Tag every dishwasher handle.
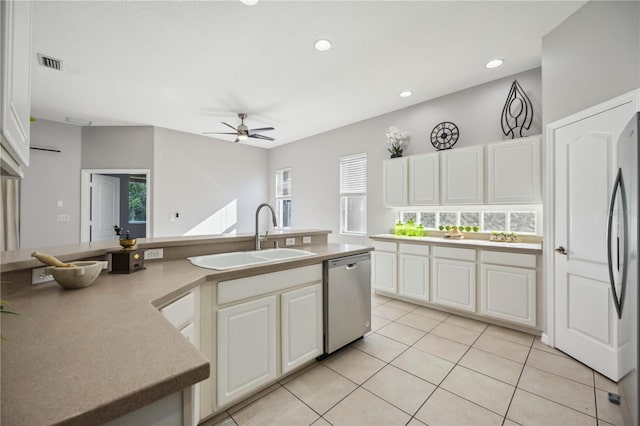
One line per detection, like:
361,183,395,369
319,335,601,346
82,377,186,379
327,253,371,268
345,263,359,270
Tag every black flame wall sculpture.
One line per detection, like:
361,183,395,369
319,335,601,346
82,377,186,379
501,79,533,139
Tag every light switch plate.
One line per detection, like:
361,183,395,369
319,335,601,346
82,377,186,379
285,238,296,246
32,267,54,285
302,236,311,244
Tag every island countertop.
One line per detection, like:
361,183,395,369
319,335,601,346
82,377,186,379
1,242,371,426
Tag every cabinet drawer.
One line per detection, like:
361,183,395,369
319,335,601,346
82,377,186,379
399,243,429,256
373,241,397,252
161,292,196,329
481,251,536,268
432,246,476,261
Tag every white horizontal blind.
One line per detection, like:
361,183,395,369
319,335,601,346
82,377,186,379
276,168,291,197
340,153,367,194
275,168,292,228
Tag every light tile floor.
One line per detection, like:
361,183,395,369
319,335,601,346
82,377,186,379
205,293,624,426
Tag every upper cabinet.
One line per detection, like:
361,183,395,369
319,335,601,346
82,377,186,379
409,153,440,205
441,146,484,205
383,157,408,206
487,136,541,204
1,0,32,178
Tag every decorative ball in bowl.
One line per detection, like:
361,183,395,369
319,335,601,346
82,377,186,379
119,238,137,249
44,261,109,289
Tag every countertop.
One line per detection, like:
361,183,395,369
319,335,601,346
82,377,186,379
370,234,542,252
1,243,371,426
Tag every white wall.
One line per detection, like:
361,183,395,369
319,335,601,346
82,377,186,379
268,68,542,244
21,119,82,248
81,126,155,169
542,0,640,125
153,127,269,237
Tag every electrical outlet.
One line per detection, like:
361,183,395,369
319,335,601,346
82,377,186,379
285,238,296,246
144,248,164,260
32,267,54,285
302,236,311,244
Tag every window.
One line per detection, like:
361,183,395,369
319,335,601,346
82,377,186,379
340,153,367,234
275,168,292,228
128,178,146,223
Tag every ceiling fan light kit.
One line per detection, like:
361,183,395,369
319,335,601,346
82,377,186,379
203,112,275,143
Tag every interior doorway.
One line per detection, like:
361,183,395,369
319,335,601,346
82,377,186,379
80,169,151,242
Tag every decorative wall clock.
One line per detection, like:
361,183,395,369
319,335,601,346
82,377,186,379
431,121,459,150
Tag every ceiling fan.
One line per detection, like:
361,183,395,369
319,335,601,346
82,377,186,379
203,113,275,143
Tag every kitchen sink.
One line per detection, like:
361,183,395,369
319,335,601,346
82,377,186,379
188,248,316,270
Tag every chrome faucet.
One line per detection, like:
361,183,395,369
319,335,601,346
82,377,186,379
255,203,278,250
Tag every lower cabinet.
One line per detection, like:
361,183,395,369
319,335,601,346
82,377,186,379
371,250,397,293
480,264,536,327
431,258,476,312
281,283,323,373
398,254,429,301
217,295,277,407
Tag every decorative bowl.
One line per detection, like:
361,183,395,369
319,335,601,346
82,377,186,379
119,238,137,249
45,261,109,289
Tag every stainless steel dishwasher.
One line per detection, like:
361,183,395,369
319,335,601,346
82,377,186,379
323,252,371,354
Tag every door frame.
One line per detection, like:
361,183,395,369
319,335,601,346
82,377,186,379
80,168,152,242
543,89,639,347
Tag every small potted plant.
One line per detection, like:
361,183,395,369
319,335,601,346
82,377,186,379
386,126,410,158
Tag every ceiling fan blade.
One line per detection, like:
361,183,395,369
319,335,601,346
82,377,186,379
248,127,275,133
202,132,239,135
222,122,238,132
249,134,275,141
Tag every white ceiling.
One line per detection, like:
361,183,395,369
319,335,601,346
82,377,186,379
30,1,584,149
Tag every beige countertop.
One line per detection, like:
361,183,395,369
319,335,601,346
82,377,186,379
1,243,371,426
370,233,542,252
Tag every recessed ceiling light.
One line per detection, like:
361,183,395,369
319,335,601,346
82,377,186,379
314,39,332,52
486,59,504,69
400,91,413,98
65,116,92,126
240,0,259,5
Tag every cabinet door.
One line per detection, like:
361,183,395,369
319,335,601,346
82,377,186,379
398,254,429,301
371,251,397,293
409,153,440,205
383,157,408,206
441,146,484,204
432,258,476,311
487,136,541,204
1,0,31,173
481,264,536,327
281,283,323,374
217,295,276,407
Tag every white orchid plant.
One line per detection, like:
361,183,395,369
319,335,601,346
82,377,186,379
385,126,410,157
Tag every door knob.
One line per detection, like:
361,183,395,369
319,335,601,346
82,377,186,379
555,246,567,255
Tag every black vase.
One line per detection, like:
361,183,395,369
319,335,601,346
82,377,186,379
390,153,402,158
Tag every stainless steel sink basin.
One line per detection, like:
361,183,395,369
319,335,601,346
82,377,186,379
188,248,316,270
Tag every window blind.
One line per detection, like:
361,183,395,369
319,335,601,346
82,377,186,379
340,153,367,194
276,168,291,197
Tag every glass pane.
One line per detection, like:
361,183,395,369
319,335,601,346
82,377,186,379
483,212,506,231
276,169,291,197
276,198,292,228
419,212,436,229
510,212,536,233
128,181,146,222
402,212,417,223
460,212,480,227
439,212,458,228
341,195,366,234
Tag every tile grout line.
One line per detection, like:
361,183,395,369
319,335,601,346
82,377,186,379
500,336,534,425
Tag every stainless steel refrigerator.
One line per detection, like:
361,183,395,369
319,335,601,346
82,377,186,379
609,112,639,426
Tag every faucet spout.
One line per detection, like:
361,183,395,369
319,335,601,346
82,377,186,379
255,203,278,250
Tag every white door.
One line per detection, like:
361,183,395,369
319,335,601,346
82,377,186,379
371,251,397,293
92,174,120,241
217,295,277,407
432,258,476,312
553,101,634,380
383,157,408,206
281,283,323,374
399,254,429,301
409,153,440,205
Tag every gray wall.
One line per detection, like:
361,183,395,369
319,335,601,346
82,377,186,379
542,0,640,125
153,127,270,237
21,119,82,249
268,68,542,244
81,126,155,169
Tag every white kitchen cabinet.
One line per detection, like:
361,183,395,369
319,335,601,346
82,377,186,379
217,295,277,407
441,146,484,204
1,0,32,177
480,250,536,327
432,257,476,312
487,136,541,204
383,157,408,206
409,153,440,205
398,243,430,301
372,241,397,293
281,283,323,373
106,392,183,426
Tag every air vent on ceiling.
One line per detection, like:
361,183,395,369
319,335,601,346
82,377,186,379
37,53,63,71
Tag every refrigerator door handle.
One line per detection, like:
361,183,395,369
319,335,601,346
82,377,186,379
607,168,628,319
